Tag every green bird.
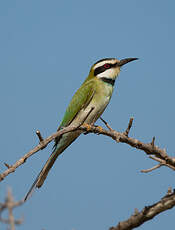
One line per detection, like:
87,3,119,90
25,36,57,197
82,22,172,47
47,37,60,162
24,57,138,201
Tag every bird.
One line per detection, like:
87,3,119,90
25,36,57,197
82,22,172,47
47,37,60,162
24,57,138,201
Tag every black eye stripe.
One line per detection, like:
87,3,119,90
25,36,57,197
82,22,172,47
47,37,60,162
94,66,104,76
94,63,116,76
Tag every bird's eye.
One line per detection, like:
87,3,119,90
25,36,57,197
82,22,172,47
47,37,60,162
103,64,111,69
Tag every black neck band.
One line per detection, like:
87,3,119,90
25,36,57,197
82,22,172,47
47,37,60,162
100,77,115,86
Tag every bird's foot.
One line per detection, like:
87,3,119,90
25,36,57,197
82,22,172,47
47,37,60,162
96,125,103,133
82,123,103,135
83,123,91,131
83,123,91,135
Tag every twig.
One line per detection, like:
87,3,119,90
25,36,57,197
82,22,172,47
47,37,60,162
100,117,113,131
123,117,134,136
140,163,163,173
36,130,44,142
149,156,175,171
36,130,47,150
109,188,175,230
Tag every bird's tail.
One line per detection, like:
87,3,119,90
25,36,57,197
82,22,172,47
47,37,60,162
24,146,64,201
37,143,69,189
24,131,81,201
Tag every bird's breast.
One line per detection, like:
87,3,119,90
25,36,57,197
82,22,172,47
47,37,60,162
78,83,113,125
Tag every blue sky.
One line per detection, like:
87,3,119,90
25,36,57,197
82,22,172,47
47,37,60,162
0,0,175,229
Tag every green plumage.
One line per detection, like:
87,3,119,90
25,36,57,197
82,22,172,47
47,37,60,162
25,76,98,200
59,78,95,128
24,57,137,201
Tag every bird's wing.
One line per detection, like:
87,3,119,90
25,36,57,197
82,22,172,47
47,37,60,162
24,79,96,202
59,79,96,128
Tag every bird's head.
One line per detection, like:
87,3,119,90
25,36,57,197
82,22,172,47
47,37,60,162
89,57,138,80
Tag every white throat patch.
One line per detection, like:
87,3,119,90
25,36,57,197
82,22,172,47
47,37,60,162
97,68,119,80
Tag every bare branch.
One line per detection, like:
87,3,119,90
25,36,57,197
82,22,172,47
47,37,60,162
109,188,175,230
0,188,24,230
0,125,81,182
1,117,175,182
0,107,95,182
0,117,175,229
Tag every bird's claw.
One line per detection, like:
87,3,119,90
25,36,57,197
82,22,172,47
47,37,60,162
96,126,103,133
83,123,91,135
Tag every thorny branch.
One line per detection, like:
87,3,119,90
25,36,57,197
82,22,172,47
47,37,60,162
0,117,175,182
0,117,175,229
109,188,175,230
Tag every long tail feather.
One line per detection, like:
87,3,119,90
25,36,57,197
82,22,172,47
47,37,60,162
24,147,63,201
24,131,81,201
24,169,42,201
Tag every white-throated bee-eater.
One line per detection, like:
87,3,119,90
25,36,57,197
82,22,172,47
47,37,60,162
24,57,138,201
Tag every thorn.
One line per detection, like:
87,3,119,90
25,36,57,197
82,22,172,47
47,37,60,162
151,136,155,148
134,208,139,215
115,136,120,143
167,187,172,195
4,163,11,169
36,130,44,142
163,148,167,155
123,117,134,136
36,130,47,150
100,117,113,131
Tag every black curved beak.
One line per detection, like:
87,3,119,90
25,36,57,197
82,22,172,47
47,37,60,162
118,58,138,67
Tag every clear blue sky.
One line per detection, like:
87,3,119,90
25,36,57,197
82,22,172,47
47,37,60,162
0,0,175,229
